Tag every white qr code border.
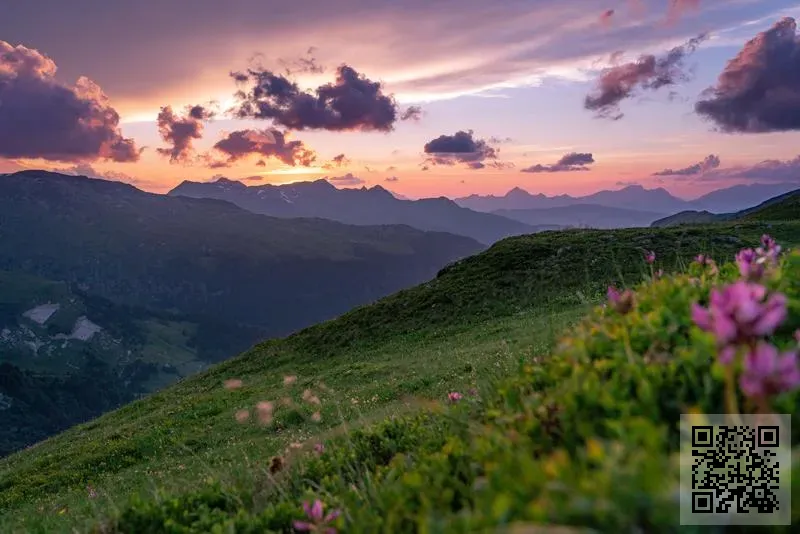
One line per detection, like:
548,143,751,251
680,413,792,526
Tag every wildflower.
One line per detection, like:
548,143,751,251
645,250,656,264
87,485,97,499
468,387,479,397
739,343,800,398
303,389,321,405
311,411,322,423
284,375,298,386
256,401,274,425
607,286,635,315
757,234,782,261
736,248,765,281
691,282,787,350
223,378,243,390
448,391,463,403
294,500,341,533
290,441,303,449
314,443,325,455
235,409,250,423
694,254,706,264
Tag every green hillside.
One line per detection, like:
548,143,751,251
2,221,800,532
740,192,800,221
0,270,266,456
651,188,800,228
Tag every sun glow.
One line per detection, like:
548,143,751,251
263,166,327,175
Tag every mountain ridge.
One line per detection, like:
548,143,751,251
168,178,544,244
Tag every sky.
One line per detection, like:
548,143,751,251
2,0,800,199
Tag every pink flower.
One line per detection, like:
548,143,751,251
293,500,341,533
692,282,787,349
223,379,243,390
736,248,765,281
448,392,463,403
645,250,656,264
314,443,325,455
695,254,706,264
739,343,800,398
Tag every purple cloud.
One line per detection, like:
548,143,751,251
585,34,707,119
696,18,800,133
653,154,720,176
208,128,316,167
232,64,416,132
156,104,216,162
423,130,510,170
0,40,140,162
521,152,595,173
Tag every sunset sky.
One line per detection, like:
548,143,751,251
2,0,800,199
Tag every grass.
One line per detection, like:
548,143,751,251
2,220,800,532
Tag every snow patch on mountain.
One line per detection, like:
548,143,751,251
22,303,60,325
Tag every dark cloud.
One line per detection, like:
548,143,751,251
714,156,800,183
232,64,413,132
653,154,720,176
400,106,423,122
0,40,140,162
322,153,351,169
156,104,216,162
584,34,707,119
386,165,397,171
695,18,800,133
326,173,364,186
256,159,267,167
521,152,595,173
423,130,509,170
243,175,264,181
385,176,399,182
208,128,316,167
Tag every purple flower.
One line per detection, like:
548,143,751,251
695,254,706,264
294,500,341,533
739,343,800,398
645,250,656,264
736,248,765,281
691,282,787,349
448,392,463,403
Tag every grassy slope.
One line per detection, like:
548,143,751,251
2,222,800,532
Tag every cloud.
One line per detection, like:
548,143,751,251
326,173,365,186
521,152,595,173
423,130,510,170
399,105,423,122
322,153,351,169
0,40,140,162
208,128,317,167
385,176,399,182
616,180,641,187
156,104,216,162
695,18,800,133
49,162,166,189
653,154,720,176
584,34,707,119
275,47,325,76
243,175,265,181
232,64,416,132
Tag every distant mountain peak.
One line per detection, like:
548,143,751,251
506,187,531,198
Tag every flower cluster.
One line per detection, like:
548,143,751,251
735,234,782,281
294,500,341,533
691,235,800,404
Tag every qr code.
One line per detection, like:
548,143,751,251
680,413,791,526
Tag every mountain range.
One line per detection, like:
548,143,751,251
168,178,551,244
456,182,800,215
0,170,481,455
